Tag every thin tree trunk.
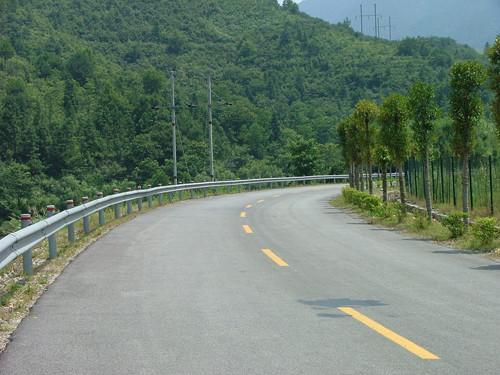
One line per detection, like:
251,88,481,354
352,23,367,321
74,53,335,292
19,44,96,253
368,159,373,194
354,164,360,190
360,164,365,191
423,148,433,222
462,155,470,225
349,162,354,188
382,165,388,202
398,162,406,204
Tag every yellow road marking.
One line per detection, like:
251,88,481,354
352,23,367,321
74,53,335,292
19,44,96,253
242,225,253,234
240,211,247,218
338,307,439,360
262,249,289,267
245,204,253,209
257,199,265,204
273,194,281,198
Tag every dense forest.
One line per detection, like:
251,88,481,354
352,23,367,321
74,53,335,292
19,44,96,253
0,0,494,232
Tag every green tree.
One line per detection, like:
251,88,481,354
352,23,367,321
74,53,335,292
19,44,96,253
288,138,319,176
374,145,391,202
338,115,364,189
450,61,487,224
408,82,439,222
379,94,411,204
282,0,299,13
142,68,165,95
353,100,379,194
66,50,95,85
488,36,500,138
0,162,35,219
0,37,14,69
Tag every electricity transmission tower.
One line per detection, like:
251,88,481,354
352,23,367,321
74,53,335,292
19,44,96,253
378,16,394,40
356,3,382,38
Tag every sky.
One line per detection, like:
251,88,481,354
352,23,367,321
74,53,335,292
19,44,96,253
297,0,499,50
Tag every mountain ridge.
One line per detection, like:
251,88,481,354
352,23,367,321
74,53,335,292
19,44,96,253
299,0,499,50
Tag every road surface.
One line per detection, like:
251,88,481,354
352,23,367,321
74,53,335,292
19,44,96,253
0,185,499,374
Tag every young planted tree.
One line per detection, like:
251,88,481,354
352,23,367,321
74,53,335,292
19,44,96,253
488,36,500,138
346,115,364,190
408,82,439,222
450,61,487,224
374,145,391,202
336,119,353,187
379,94,411,204
353,100,379,194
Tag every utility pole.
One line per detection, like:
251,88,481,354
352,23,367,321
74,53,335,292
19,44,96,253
170,71,178,185
208,75,215,181
374,3,377,38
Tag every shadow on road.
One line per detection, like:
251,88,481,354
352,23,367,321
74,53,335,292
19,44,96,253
298,298,386,318
432,249,478,255
471,264,500,271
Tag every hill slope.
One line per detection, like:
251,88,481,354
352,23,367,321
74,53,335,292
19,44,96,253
0,0,483,225
299,0,500,50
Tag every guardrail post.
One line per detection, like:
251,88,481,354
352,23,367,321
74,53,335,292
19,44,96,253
168,191,173,203
127,188,133,214
179,190,183,201
158,184,163,205
147,185,153,208
82,196,90,234
97,192,105,225
20,214,33,275
66,200,76,243
113,188,121,219
137,186,143,211
190,188,194,199
47,205,57,259
203,188,207,198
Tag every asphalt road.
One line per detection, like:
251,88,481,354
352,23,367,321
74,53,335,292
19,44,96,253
1,185,499,375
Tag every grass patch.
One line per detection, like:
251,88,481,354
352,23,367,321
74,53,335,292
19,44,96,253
332,187,499,252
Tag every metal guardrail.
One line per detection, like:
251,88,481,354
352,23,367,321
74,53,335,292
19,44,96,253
0,175,350,274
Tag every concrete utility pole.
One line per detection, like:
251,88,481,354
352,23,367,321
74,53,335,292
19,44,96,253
374,3,377,38
170,70,178,185
208,75,215,181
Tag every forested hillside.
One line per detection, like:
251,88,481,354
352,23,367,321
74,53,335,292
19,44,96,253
0,0,487,230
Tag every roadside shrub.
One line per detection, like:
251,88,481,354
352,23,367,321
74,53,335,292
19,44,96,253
391,202,406,223
342,188,381,212
360,195,382,211
443,212,467,238
414,211,430,230
471,218,499,246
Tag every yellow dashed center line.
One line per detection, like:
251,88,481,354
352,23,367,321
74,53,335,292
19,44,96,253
242,225,253,234
245,204,253,209
338,307,439,360
240,211,247,218
257,200,265,204
262,249,289,267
